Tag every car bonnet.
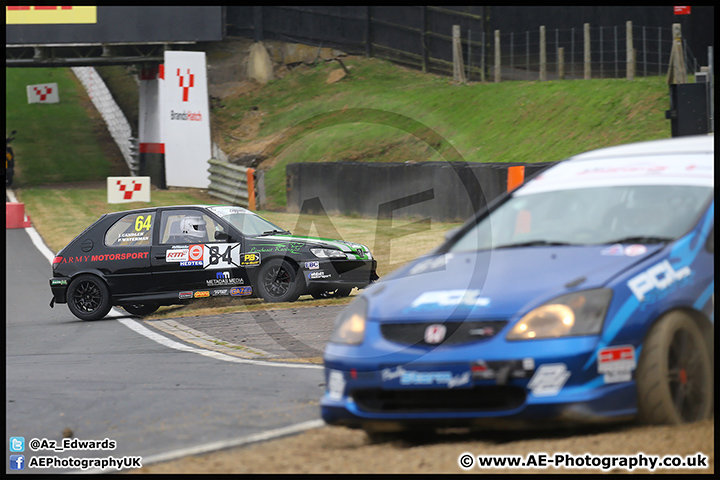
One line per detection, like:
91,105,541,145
255,234,372,259
364,244,663,321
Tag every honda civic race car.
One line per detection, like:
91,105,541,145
321,135,714,433
50,205,377,320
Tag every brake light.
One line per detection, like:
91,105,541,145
52,256,63,267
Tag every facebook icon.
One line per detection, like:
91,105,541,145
10,455,25,470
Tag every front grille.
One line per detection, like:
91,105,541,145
380,320,507,346
353,386,526,413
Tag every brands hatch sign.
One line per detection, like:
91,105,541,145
160,51,211,189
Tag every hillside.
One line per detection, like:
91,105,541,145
7,55,671,207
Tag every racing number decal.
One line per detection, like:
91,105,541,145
202,243,241,270
134,215,152,231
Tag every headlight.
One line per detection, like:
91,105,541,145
311,248,347,259
507,289,612,340
330,297,368,345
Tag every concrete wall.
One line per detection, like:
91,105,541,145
287,161,553,222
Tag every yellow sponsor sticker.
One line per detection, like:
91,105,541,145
193,291,210,298
6,6,97,25
240,253,261,267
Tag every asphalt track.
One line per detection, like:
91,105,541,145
5,216,341,474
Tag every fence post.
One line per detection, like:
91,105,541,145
584,23,591,79
558,47,565,80
626,21,634,80
667,23,687,84
480,31,486,82
494,29,501,83
467,29,472,81
539,25,547,81
452,25,466,84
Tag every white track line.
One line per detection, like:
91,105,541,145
81,419,325,473
13,187,327,471
11,187,320,366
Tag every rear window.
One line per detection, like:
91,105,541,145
105,212,154,247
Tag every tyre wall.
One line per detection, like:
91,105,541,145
286,161,554,222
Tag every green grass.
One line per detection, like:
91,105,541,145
5,67,117,186
211,57,670,207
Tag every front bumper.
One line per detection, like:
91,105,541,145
303,259,378,289
321,334,639,429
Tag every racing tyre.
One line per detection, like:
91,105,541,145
256,259,301,303
636,312,713,424
67,274,112,321
122,303,159,316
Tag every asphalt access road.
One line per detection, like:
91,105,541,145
5,227,326,474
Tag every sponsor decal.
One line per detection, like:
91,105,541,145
627,259,692,302
50,279,68,286
194,291,210,298
166,248,189,262
598,345,636,383
188,244,204,261
308,271,332,280
424,324,447,344
58,252,150,264
179,260,203,267
230,286,253,296
249,242,304,255
468,326,495,337
6,6,97,25
240,253,261,267
305,261,320,270
327,370,346,401
380,365,471,389
179,291,193,299
212,289,229,296
471,359,536,381
206,272,244,286
623,244,647,257
527,363,571,396
600,244,625,256
409,290,490,310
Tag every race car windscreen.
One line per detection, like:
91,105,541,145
210,207,287,236
449,185,713,252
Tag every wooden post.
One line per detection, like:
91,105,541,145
539,26,547,81
452,25,466,84
558,47,565,80
494,29,501,83
667,23,687,84
583,23,591,79
626,21,634,80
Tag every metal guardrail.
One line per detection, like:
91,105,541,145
207,158,251,207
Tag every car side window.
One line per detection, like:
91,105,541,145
105,212,154,247
159,210,228,245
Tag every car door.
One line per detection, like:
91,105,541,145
101,210,155,295
150,207,250,296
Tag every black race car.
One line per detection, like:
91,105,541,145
49,205,378,320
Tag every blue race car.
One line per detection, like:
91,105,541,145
321,135,714,433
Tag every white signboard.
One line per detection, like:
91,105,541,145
107,176,151,203
160,51,212,189
27,83,59,104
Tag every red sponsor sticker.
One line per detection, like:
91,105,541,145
188,244,204,261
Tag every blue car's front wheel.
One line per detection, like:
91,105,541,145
636,311,713,424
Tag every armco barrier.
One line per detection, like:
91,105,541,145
6,202,32,229
286,161,553,222
207,158,255,209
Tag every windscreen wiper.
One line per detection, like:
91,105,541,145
494,240,573,249
604,236,673,245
